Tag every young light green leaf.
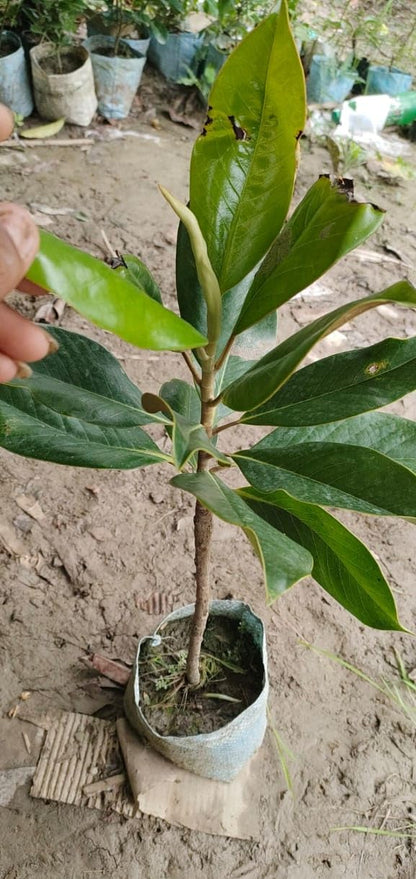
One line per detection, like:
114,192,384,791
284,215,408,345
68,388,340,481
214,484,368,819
0,330,169,469
242,336,416,426
222,281,416,412
239,487,405,631
27,231,208,352
190,5,306,292
234,176,384,334
171,472,313,601
159,186,221,346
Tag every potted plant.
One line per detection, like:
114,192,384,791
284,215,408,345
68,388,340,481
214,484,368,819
191,0,276,100
86,0,153,56
0,0,33,116
365,11,415,96
27,0,97,126
304,0,389,101
2,3,416,781
84,0,149,119
147,0,203,83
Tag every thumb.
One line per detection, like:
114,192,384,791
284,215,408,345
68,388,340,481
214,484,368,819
0,203,39,298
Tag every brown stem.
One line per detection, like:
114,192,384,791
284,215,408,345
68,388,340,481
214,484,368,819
181,350,201,385
213,417,241,436
215,334,235,372
186,497,213,686
186,353,216,686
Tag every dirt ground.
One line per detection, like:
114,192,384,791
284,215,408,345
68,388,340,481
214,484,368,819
1,55,416,879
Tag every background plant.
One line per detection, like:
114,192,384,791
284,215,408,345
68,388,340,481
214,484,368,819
22,0,87,59
1,4,416,687
201,0,277,50
85,0,176,47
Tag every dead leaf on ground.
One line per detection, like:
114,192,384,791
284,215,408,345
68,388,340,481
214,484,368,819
34,297,66,325
84,653,131,686
166,105,200,129
0,520,26,556
15,494,45,522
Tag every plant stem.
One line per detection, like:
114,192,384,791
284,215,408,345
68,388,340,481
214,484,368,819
181,350,201,385
114,0,123,57
186,350,216,686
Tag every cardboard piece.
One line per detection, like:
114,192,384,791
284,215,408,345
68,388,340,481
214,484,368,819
31,712,135,817
117,718,261,839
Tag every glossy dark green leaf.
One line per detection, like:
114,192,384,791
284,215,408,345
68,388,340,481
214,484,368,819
171,472,313,601
242,336,416,426
27,231,208,351
222,281,416,412
117,254,162,304
190,6,306,292
215,355,255,423
171,415,230,469
160,379,201,423
0,329,169,469
257,411,416,473
234,177,384,334
234,432,416,517
239,487,405,630
150,384,229,469
219,278,277,359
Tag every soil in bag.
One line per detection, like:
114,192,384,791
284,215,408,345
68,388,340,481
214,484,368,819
93,43,137,59
39,51,82,76
139,614,264,737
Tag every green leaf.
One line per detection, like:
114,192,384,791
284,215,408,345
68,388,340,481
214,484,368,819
242,337,416,426
239,487,405,631
234,177,384,334
160,379,201,423
0,329,169,469
145,386,229,469
222,281,416,412
171,415,230,469
234,430,416,517
257,412,416,473
215,355,255,423
219,276,277,359
27,231,208,352
190,6,306,292
171,472,313,601
116,254,162,304
176,219,207,337
176,222,277,358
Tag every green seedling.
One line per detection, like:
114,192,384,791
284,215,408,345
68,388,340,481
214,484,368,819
1,4,416,701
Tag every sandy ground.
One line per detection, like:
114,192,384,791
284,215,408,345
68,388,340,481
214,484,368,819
1,63,416,879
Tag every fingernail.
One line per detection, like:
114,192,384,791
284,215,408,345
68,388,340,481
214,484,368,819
0,205,39,262
15,361,32,379
42,332,59,355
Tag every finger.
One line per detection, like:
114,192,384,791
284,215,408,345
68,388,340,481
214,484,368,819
0,301,55,362
17,278,49,296
0,104,14,142
0,204,39,297
0,352,31,383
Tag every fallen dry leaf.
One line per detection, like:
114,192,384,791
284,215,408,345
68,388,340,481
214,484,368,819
85,654,131,686
15,494,45,522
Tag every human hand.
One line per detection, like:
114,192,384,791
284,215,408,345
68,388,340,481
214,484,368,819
0,105,55,382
